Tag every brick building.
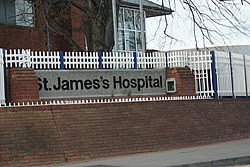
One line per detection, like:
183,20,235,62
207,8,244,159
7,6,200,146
0,0,172,51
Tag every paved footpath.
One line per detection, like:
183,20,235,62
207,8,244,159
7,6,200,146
55,139,250,167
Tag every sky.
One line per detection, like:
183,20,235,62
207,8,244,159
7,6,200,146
146,0,250,51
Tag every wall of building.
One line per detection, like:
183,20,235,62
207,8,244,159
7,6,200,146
71,0,87,51
0,98,250,166
0,1,86,51
0,25,73,51
0,25,45,50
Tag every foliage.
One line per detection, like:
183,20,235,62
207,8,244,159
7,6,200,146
159,0,250,49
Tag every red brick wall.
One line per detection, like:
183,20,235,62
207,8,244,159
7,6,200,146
6,68,40,103
0,25,73,51
0,1,86,51
167,67,196,96
0,1,73,51
71,0,87,51
0,98,250,166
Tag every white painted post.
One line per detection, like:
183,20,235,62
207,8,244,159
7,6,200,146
0,49,5,105
112,0,118,52
140,0,146,53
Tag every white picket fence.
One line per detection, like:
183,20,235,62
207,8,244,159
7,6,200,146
0,49,5,105
4,50,167,69
2,49,250,99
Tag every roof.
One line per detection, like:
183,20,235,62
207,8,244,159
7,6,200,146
120,0,173,17
169,45,250,55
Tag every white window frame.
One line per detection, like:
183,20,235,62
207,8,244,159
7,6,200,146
118,7,146,52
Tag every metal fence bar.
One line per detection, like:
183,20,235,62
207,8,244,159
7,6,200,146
211,51,218,98
59,51,65,69
214,51,232,97
243,55,248,97
98,51,103,69
196,51,202,95
245,55,250,97
229,52,235,97
133,52,137,69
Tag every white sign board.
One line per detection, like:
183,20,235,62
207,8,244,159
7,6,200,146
35,69,166,99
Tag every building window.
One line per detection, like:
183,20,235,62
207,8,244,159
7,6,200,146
0,0,34,27
118,8,145,52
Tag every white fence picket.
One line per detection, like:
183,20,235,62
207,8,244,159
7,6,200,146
231,53,247,96
214,51,232,97
0,49,5,105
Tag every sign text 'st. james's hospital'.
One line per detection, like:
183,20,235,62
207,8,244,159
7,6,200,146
35,70,166,99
